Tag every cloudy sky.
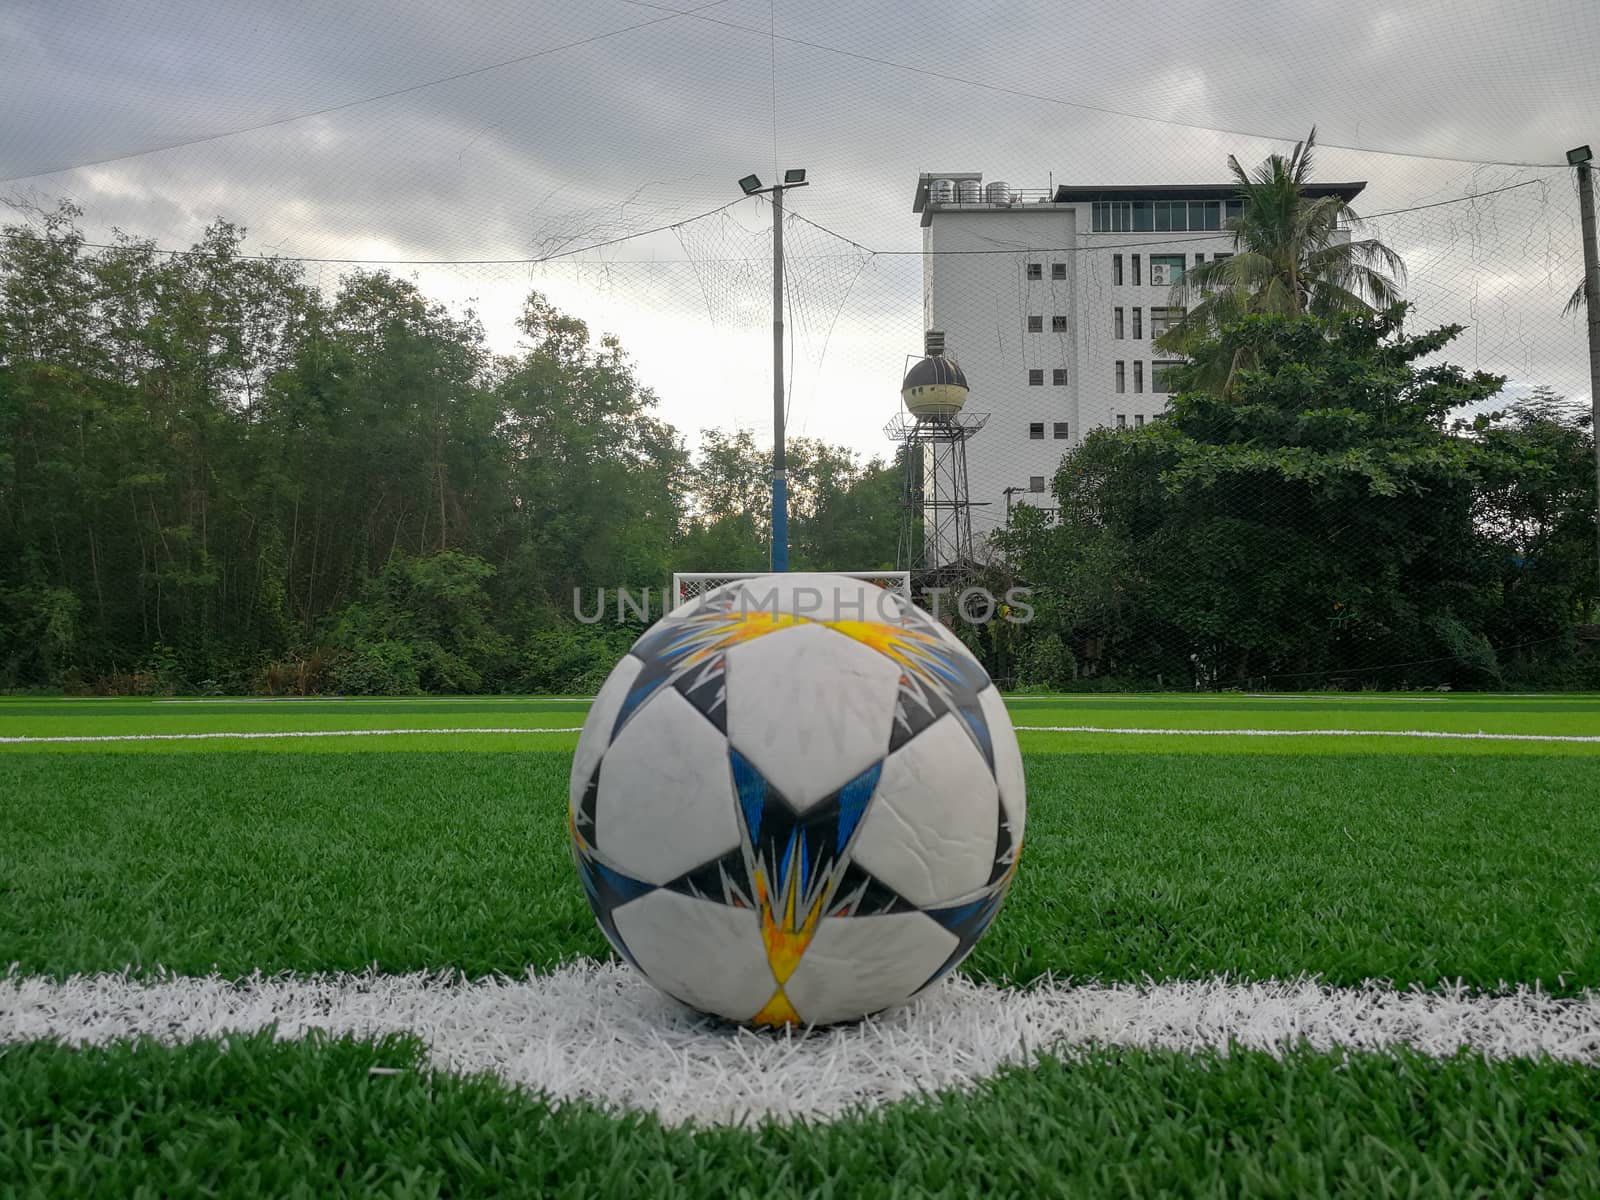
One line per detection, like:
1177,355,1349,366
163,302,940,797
3,0,1596,455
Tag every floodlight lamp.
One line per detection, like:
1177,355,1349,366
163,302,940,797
738,174,763,195
1567,145,1593,165
783,168,807,184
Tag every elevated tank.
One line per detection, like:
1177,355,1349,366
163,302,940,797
984,181,1011,204
901,330,970,418
928,178,955,205
955,178,981,204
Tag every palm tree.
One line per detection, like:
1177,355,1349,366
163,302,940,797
1156,128,1406,392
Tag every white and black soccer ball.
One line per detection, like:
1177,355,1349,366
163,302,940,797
569,572,1025,1027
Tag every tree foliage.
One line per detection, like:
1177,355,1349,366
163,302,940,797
997,307,1598,689
0,205,900,692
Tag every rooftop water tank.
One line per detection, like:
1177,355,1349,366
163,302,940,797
928,178,955,205
984,181,1010,204
955,178,981,204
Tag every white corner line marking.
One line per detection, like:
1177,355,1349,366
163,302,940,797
3,965,1597,1128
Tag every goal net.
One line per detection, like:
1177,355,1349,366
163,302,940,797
671,571,913,610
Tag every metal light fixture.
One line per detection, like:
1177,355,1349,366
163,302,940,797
734,167,811,570
1568,145,1593,166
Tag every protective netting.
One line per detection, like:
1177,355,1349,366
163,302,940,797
1,0,1596,691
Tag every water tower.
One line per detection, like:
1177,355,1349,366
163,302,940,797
885,331,989,580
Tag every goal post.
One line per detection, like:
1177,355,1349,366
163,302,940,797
671,571,913,610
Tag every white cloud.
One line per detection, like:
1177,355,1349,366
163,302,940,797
3,0,1595,446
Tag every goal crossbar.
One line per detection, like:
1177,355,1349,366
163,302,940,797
672,571,912,609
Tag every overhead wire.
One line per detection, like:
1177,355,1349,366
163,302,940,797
4,1,1572,186
0,0,741,183
612,0,1568,169
23,176,1554,268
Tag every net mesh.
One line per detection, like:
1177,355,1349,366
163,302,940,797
672,572,913,608
1,0,1596,692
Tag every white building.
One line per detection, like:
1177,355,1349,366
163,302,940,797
912,173,1365,542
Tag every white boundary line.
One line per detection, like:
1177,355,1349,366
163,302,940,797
4,964,1597,1128
153,697,597,704
4,725,1596,745
1015,725,1600,743
0,728,584,744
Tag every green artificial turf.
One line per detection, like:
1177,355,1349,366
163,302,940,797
4,1030,1598,1198
2,750,1596,991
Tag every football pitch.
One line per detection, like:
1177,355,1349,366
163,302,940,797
3,693,1599,1196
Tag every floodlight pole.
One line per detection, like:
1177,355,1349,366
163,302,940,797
740,172,809,572
771,182,787,573
1571,146,1600,593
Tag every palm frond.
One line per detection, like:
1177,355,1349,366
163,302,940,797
1565,278,1588,316
1169,126,1406,378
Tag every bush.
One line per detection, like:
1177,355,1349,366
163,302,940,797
259,649,335,696
514,624,636,694
325,641,421,696
1016,631,1077,691
327,552,510,693
89,670,166,697
1429,614,1502,688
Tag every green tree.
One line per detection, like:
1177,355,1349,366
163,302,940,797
673,430,902,573
492,292,688,614
0,206,707,692
1157,129,1406,393
791,449,900,572
1471,387,1598,678
999,307,1592,689
328,551,509,693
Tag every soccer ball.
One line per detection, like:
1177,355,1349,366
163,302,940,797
568,572,1025,1027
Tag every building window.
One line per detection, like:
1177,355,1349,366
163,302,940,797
1134,414,1145,428
1025,262,1042,280
1028,369,1044,386
1116,414,1127,429
1132,307,1143,339
1112,254,1123,286
1131,254,1141,286
1051,315,1068,332
1133,361,1144,393
1052,368,1068,386
1051,262,1066,280
1093,201,1129,232
1094,198,1237,233
1149,306,1185,338
1026,315,1043,333
1213,251,1232,261
1029,475,1046,493
1094,201,1158,233
1053,421,1070,439
1114,361,1125,393
1113,307,1124,338
1151,199,1224,232
1194,253,1205,267
1028,421,1045,439
1152,359,1184,393
1149,254,1185,285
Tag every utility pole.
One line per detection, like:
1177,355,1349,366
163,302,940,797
1571,147,1600,592
738,169,809,572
